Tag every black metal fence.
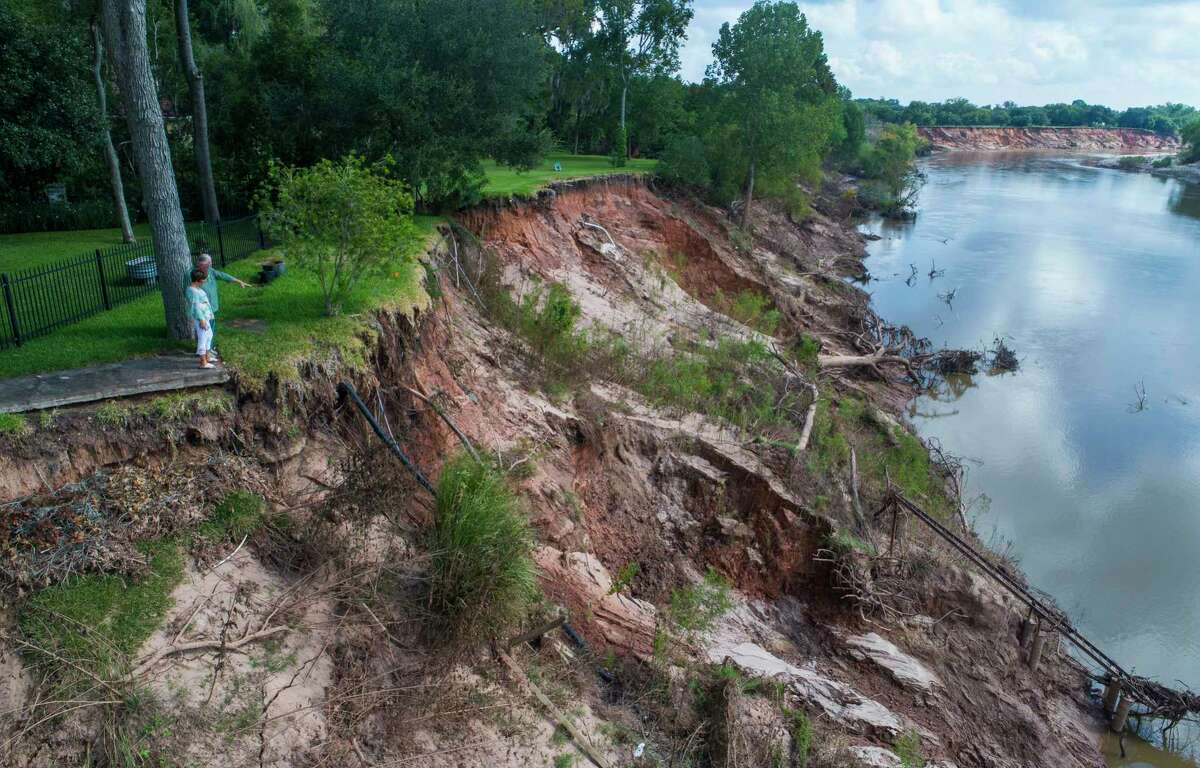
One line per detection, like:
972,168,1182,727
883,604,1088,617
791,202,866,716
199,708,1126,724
0,216,265,350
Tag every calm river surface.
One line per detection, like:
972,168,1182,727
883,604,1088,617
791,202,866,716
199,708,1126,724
861,152,1200,765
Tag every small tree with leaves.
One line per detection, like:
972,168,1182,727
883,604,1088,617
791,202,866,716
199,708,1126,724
259,156,418,315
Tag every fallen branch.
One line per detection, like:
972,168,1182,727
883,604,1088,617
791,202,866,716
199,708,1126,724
130,625,288,678
497,647,612,768
795,381,819,452
403,386,480,463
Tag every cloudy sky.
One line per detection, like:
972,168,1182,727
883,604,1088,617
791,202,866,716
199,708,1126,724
679,0,1200,108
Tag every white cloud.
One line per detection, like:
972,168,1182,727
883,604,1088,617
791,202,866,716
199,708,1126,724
682,0,1200,107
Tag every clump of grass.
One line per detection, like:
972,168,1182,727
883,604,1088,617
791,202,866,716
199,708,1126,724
146,390,234,422
790,334,821,369
94,401,133,429
784,707,813,768
19,539,184,695
636,337,802,436
807,395,953,519
198,491,265,542
37,408,57,429
428,453,537,642
715,288,782,335
668,567,733,637
0,412,30,438
825,529,875,556
894,730,924,768
807,398,851,476
607,562,639,596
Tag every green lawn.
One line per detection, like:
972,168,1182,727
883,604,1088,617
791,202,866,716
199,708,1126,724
0,224,155,273
480,153,656,198
0,152,658,382
0,216,442,384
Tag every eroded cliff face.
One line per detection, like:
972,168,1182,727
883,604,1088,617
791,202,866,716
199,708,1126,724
1,177,1106,768
919,125,1180,152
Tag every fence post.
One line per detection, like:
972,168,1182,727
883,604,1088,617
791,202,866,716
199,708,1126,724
95,249,112,310
217,222,227,267
1,274,21,347
257,218,267,250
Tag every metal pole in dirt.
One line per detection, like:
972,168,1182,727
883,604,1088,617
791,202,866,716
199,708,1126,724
1027,618,1047,672
1020,605,1036,647
1111,692,1133,732
1,274,21,346
95,249,112,310
1102,677,1121,714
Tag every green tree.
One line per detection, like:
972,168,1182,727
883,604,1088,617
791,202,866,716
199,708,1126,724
102,0,196,339
174,0,221,224
0,3,99,201
320,0,553,207
1182,118,1200,163
592,0,694,160
258,156,419,315
859,122,923,216
707,0,840,226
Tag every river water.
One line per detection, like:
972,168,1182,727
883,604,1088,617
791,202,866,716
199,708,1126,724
860,152,1200,766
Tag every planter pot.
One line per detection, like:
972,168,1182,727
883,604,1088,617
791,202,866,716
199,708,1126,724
126,256,157,284
258,259,285,284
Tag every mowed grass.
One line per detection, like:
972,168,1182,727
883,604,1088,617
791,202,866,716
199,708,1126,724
481,153,656,198
0,224,155,272
0,215,442,383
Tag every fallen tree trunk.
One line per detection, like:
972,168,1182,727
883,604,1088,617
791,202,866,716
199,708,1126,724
817,351,909,369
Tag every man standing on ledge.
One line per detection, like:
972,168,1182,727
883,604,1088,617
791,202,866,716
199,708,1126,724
194,252,251,361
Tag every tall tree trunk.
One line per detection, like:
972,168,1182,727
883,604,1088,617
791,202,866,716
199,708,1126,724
102,0,194,340
174,0,220,225
91,21,136,243
620,77,628,133
742,159,756,229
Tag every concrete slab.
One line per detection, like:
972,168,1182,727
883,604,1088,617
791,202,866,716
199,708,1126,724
0,355,230,414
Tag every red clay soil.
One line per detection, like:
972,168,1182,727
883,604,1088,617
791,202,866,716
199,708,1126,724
919,125,1180,152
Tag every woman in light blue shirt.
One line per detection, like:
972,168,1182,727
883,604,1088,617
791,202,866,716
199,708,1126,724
187,268,216,369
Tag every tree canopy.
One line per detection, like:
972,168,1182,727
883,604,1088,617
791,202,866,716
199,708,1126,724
0,2,99,202
858,97,1196,137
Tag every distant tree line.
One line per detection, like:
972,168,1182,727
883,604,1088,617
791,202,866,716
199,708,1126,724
857,97,1197,137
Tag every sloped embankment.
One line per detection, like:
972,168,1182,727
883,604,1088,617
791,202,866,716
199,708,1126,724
919,125,1179,152
1,176,1105,767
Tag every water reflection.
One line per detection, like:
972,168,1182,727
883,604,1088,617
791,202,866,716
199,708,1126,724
862,154,1200,767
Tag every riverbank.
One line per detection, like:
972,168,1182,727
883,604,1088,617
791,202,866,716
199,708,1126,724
1092,154,1200,184
919,125,1180,153
0,174,1109,767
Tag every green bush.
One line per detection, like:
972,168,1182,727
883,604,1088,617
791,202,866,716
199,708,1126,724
657,134,711,190
428,453,537,641
715,288,781,335
668,567,733,636
1117,155,1147,170
1152,156,1174,168
0,412,29,438
258,155,420,315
